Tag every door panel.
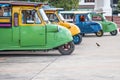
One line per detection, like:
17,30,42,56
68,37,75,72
19,9,46,47
20,26,45,46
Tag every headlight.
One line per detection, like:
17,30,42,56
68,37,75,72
69,24,74,28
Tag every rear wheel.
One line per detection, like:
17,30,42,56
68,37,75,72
58,41,75,55
73,34,82,45
110,30,117,36
95,30,103,37
81,33,85,37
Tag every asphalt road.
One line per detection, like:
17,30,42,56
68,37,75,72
0,32,120,80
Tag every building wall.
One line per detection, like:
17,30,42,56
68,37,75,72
106,16,120,28
79,0,112,16
79,0,95,11
94,0,112,16
79,0,95,5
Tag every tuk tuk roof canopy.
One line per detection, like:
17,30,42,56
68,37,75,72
43,7,64,14
0,1,45,7
60,11,92,14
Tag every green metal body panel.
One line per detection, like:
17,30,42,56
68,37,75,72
90,13,118,32
0,24,72,50
100,21,117,32
0,28,13,47
45,24,72,49
20,26,46,46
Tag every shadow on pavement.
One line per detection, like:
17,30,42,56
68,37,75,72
83,34,113,38
0,51,61,57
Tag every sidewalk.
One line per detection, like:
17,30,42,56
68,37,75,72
0,32,120,80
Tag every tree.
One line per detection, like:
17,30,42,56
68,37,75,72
48,0,79,10
34,0,48,2
117,0,120,12
71,0,79,10
21,0,48,2
19,0,80,10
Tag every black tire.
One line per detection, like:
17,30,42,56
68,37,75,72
58,41,75,55
110,30,118,36
81,33,85,37
95,30,103,37
73,34,82,45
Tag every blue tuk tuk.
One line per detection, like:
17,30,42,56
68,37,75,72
60,11,103,37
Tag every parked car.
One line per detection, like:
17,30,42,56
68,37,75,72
89,12,118,36
60,11,103,37
0,1,75,55
43,7,82,44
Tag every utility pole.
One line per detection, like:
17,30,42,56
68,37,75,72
111,0,114,21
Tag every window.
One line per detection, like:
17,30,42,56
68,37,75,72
58,13,65,21
39,9,49,23
85,0,95,2
113,0,118,4
62,14,74,19
0,4,12,28
46,13,59,22
0,4,11,17
92,15,103,21
61,14,75,23
22,10,41,24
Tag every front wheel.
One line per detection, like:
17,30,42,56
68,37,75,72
110,30,118,36
95,30,103,37
58,41,75,55
73,34,82,45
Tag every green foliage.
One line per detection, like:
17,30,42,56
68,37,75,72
48,0,79,10
19,0,79,10
21,0,48,2
34,0,48,2
117,0,120,10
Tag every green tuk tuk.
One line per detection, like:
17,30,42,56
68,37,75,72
0,1,75,55
90,12,118,36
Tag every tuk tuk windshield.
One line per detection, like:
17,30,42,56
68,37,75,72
61,13,75,23
22,10,41,24
102,15,107,21
58,13,65,21
91,14,106,21
39,9,49,23
87,14,92,21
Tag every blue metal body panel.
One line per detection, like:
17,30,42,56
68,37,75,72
75,14,102,34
